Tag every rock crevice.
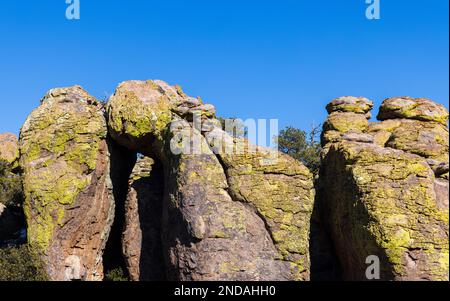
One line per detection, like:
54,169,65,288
1,82,447,282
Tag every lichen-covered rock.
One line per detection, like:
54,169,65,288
19,86,114,281
205,128,315,280
385,119,448,161
377,97,449,125
107,80,212,154
319,141,448,280
326,96,373,114
323,112,369,133
367,118,449,161
321,98,374,157
367,119,403,146
0,133,19,168
122,156,166,281
159,120,293,280
318,96,449,281
427,160,449,180
107,80,177,153
107,80,315,280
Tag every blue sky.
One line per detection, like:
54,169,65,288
0,0,448,135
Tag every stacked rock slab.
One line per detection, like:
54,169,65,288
319,96,449,280
107,80,315,280
321,97,374,152
19,86,114,281
373,97,449,170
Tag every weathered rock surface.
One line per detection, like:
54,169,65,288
326,96,373,114
367,119,449,162
19,86,114,281
321,97,374,156
205,128,314,279
0,133,19,168
107,80,315,280
6,80,448,282
318,96,449,280
122,156,166,281
378,97,449,125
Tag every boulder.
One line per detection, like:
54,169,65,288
19,86,114,281
326,96,373,114
385,119,448,161
107,80,198,153
377,97,449,125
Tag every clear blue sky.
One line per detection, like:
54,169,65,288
0,0,448,135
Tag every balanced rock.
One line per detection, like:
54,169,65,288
377,97,449,125
326,96,373,114
107,80,315,280
107,80,211,153
19,86,114,281
321,97,374,154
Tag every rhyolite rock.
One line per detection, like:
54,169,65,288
321,97,374,156
385,119,448,162
122,156,166,281
368,97,449,177
107,80,315,280
204,128,314,279
318,96,449,280
326,96,373,115
323,112,369,134
19,86,114,281
377,96,449,125
160,120,294,280
0,133,19,169
6,80,448,282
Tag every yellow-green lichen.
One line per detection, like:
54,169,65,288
20,90,106,253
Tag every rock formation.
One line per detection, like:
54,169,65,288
318,96,449,280
19,86,115,280
1,80,448,282
107,80,315,280
122,156,166,281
